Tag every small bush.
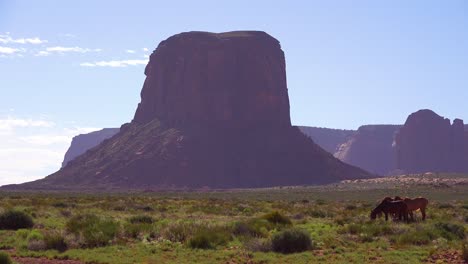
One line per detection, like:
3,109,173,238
345,204,357,210
0,210,34,230
129,215,154,224
263,211,292,225
27,240,46,251
434,222,465,240
233,218,272,237
16,229,30,239
244,238,271,252
27,229,44,242
271,228,312,254
188,227,231,249
124,223,155,239
44,233,68,252
66,214,119,247
162,222,199,243
0,251,12,264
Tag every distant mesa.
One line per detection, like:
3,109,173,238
298,127,355,154
302,110,468,176
394,109,468,174
334,125,402,175
62,128,119,168
4,31,370,190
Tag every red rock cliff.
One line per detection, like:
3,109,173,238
395,109,467,173
134,31,291,128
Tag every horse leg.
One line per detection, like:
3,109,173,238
421,208,426,221
409,211,414,222
385,212,388,221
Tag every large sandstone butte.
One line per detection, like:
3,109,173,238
334,125,402,175
395,109,468,174
62,128,120,167
3,31,370,190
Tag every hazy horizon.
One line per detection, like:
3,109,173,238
1,0,468,185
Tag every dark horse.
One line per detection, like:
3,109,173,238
370,200,409,222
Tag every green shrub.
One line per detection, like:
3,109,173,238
44,233,68,252
188,227,231,249
233,218,272,237
27,229,44,242
271,228,312,254
434,222,465,240
129,215,154,224
0,210,34,230
66,214,119,247
162,222,199,243
262,211,292,225
124,223,155,239
243,238,271,252
0,251,12,264
16,229,30,239
345,204,357,210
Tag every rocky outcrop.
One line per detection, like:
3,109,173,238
334,125,402,175
4,31,369,190
298,126,356,154
62,128,119,167
134,31,291,129
394,109,467,174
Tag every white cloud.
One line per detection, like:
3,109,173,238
36,46,102,56
0,117,54,134
80,59,148,67
0,115,102,186
126,49,136,54
0,46,22,54
0,34,47,45
142,48,149,52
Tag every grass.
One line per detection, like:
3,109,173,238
0,173,467,263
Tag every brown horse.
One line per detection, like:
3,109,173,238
370,200,409,222
403,197,429,221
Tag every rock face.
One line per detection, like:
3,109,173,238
298,126,356,154
134,31,291,129
334,125,402,175
5,31,369,190
394,109,468,174
62,128,120,167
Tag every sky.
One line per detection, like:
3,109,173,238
1,0,468,185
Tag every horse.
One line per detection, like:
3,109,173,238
370,200,409,222
402,197,429,221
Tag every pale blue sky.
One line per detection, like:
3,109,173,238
1,0,467,185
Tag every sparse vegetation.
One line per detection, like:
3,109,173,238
0,174,467,263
